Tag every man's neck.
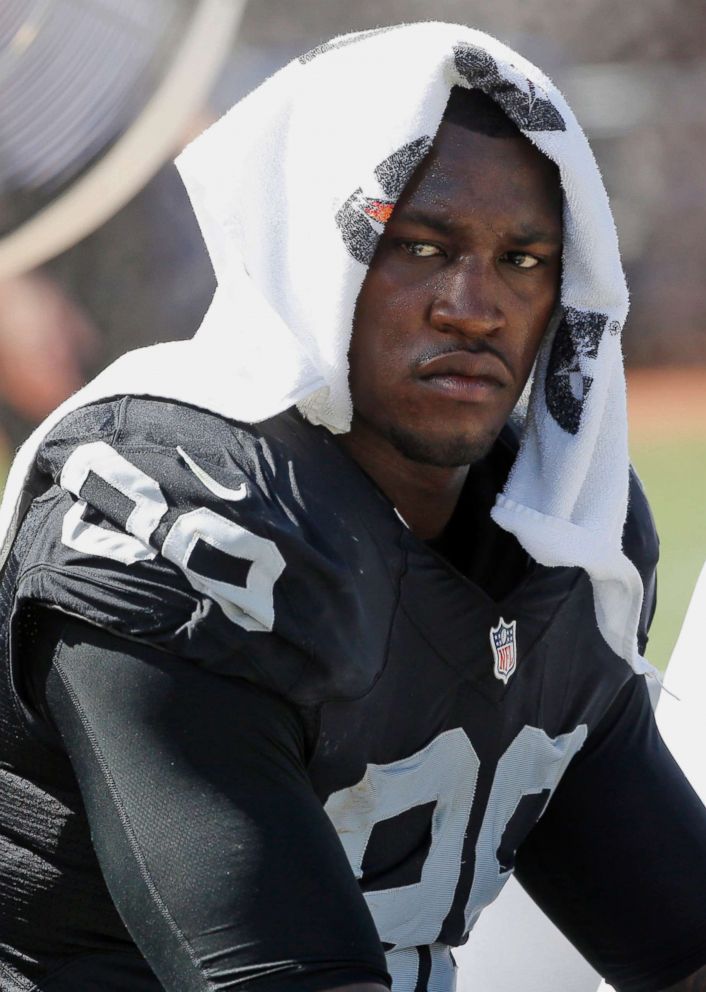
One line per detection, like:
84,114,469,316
337,420,469,541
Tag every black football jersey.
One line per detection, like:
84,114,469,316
3,396,706,992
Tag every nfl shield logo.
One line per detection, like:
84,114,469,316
490,618,518,684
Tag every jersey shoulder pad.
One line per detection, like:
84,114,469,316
18,398,400,704
624,466,659,653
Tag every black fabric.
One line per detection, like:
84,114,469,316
35,951,165,992
24,609,706,992
35,608,389,992
0,397,699,992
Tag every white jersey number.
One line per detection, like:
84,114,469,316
60,441,284,632
324,723,587,992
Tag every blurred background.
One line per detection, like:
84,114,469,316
1,0,704,669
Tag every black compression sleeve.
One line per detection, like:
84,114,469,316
37,611,390,992
515,675,706,992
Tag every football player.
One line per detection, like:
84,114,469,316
1,23,706,992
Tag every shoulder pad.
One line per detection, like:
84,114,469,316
624,467,659,653
20,399,402,705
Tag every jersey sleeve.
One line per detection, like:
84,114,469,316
12,400,394,706
31,607,390,992
514,674,706,992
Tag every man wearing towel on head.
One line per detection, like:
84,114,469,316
1,23,706,992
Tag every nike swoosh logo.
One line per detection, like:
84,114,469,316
177,446,248,501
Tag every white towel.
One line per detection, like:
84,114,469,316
0,22,653,675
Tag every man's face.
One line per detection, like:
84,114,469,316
348,120,562,467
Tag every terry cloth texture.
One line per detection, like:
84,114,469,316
0,22,651,675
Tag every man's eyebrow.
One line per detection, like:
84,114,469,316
393,209,562,246
512,225,562,247
392,208,455,235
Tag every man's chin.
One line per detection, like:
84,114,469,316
385,423,497,468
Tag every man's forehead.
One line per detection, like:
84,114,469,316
442,86,524,138
394,119,563,235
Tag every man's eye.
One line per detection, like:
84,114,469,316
400,241,442,258
504,252,541,269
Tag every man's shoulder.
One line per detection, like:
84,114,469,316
36,396,402,581
39,396,272,479
22,397,402,704
625,466,659,653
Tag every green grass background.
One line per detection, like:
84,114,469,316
0,436,702,672
631,436,706,671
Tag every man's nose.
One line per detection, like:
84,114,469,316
428,259,506,339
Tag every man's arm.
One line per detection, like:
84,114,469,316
35,609,390,992
516,675,706,992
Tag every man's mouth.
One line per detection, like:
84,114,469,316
415,350,510,401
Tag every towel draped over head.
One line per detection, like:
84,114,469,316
0,22,653,675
